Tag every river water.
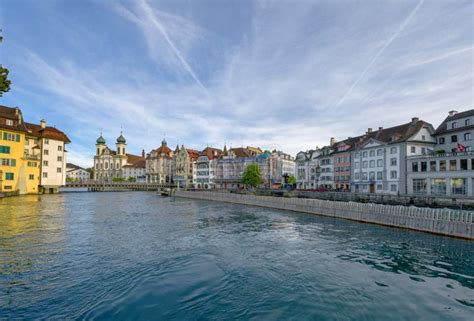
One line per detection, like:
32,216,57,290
0,192,473,320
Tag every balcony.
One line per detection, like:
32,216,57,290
23,152,40,160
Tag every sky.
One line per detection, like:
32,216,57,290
0,0,473,167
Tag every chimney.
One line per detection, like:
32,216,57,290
40,119,46,129
142,149,145,158
411,117,419,124
448,110,458,117
367,128,373,134
330,137,336,146
378,127,383,131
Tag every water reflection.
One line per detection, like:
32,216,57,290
0,193,473,320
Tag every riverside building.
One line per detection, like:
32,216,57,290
146,139,173,184
93,133,144,181
173,145,200,188
193,147,222,189
0,105,70,194
351,118,436,195
406,109,474,197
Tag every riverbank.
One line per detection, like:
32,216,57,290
175,191,474,240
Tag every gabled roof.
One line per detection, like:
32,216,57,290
435,109,474,135
229,147,254,158
200,147,222,160
354,119,433,149
0,105,29,133
66,163,85,170
126,153,145,165
124,159,146,168
186,148,200,161
25,122,71,143
152,144,173,157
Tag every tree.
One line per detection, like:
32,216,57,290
241,163,263,188
0,30,11,96
286,175,297,185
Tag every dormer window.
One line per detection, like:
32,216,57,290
452,122,457,129
6,119,13,126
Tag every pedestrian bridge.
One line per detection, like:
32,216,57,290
64,181,176,192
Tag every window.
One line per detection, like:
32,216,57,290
390,147,397,154
390,158,397,166
466,119,471,126
451,135,457,143
390,170,397,179
460,159,468,170
2,133,19,142
439,137,445,144
421,162,427,172
42,172,48,178
57,168,62,173
369,172,375,180
377,171,383,180
430,161,436,171
377,184,382,190
377,159,383,167
412,162,418,172
391,184,397,192
369,150,375,157
464,133,471,141
29,174,34,180
6,119,13,126
422,135,426,141
411,146,416,153
452,122,457,129
449,160,457,171
439,160,446,171
58,145,63,151
95,163,98,169
44,139,49,144
451,178,466,195
354,162,359,169
27,161,36,167
431,179,446,195
377,149,383,156
413,179,427,195
363,161,368,168
57,156,62,162
44,149,49,155
43,160,48,166
362,173,368,180
355,152,359,159
421,147,426,154
5,172,14,180
369,160,375,168
363,151,368,158
354,173,359,180
25,139,29,145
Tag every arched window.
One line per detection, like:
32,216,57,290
97,148,100,155
105,162,108,169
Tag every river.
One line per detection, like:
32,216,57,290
0,192,472,320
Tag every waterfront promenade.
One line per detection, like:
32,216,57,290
175,191,474,239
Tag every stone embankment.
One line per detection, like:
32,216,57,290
175,191,473,239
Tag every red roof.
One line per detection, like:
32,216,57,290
200,147,222,160
186,148,200,161
25,122,71,143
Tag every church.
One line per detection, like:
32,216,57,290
93,133,144,181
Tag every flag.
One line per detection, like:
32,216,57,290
457,143,466,152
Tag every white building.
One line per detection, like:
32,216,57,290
193,147,221,189
268,150,295,187
146,139,173,184
352,118,436,194
295,148,321,190
318,145,335,190
26,120,70,193
122,159,146,182
66,163,89,182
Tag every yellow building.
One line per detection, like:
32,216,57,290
0,105,69,195
0,106,28,194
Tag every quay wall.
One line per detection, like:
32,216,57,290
175,191,474,240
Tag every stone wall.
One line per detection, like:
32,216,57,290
175,191,474,239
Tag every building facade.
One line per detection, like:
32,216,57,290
0,105,70,194
193,147,221,189
318,145,335,190
352,119,436,195
122,159,146,182
173,146,199,188
146,139,173,184
66,163,90,182
295,148,321,190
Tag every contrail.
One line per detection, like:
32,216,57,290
138,0,208,92
334,0,425,107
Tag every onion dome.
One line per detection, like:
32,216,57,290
117,133,126,144
96,135,106,145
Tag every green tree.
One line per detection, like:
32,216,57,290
0,30,11,96
241,163,263,188
286,175,297,184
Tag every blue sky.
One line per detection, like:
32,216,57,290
1,0,473,167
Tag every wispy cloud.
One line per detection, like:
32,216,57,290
2,0,473,167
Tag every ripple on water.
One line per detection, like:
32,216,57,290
0,193,473,321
